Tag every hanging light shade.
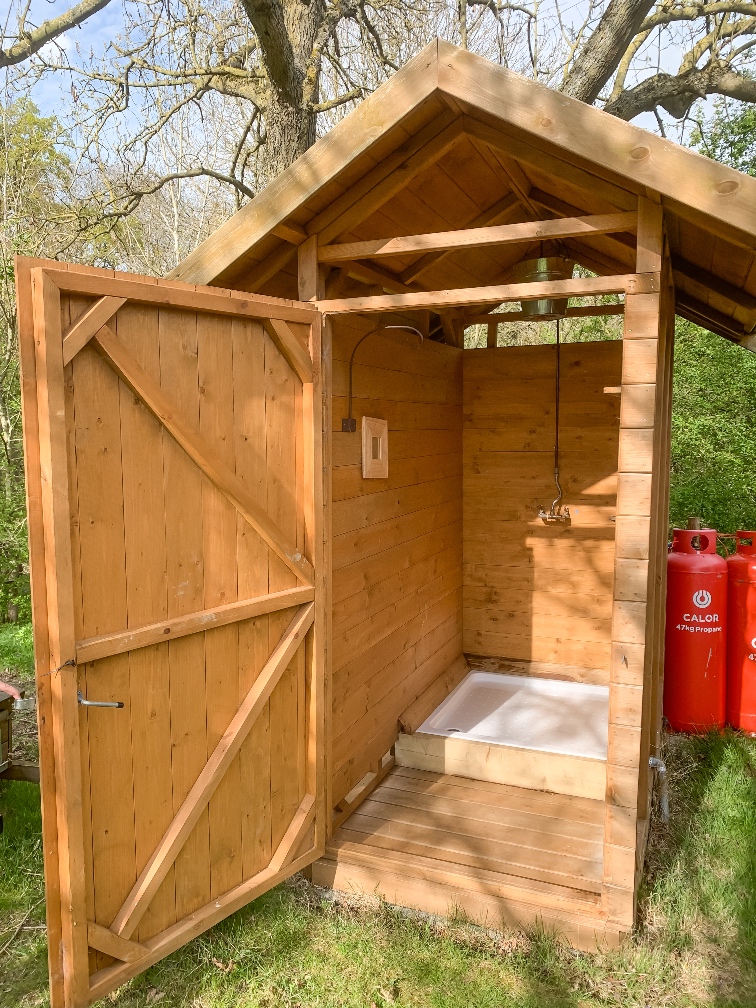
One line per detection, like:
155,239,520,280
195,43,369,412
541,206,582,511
511,256,575,321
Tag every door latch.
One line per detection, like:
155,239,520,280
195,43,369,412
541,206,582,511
77,691,124,709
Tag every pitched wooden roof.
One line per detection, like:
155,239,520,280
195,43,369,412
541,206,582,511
171,39,756,348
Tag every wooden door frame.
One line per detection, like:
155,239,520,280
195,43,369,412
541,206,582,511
16,259,330,1008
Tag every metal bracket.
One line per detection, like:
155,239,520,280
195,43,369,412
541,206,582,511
78,691,124,709
12,697,36,713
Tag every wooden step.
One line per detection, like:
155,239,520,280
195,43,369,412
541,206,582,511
316,766,618,952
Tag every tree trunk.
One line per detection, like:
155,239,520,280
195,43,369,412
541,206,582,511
242,0,325,184
261,83,317,183
560,0,656,105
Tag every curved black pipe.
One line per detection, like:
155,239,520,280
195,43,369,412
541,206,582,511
342,324,424,432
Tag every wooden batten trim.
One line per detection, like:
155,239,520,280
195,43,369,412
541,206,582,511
269,794,317,872
317,274,657,315
61,296,126,365
87,922,148,964
110,602,315,939
75,586,315,664
318,212,637,263
40,267,317,325
262,318,314,383
605,804,638,850
604,197,667,916
333,751,395,831
92,325,315,585
88,849,317,1003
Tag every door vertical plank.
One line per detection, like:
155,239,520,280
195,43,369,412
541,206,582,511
116,301,174,941
62,294,98,976
159,306,211,918
31,270,90,1007
19,262,66,1008
265,329,302,849
234,318,274,878
198,313,243,899
73,315,134,956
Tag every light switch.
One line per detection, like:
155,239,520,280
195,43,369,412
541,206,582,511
362,416,388,478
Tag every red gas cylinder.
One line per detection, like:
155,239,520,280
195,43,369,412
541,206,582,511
726,531,756,735
664,528,727,733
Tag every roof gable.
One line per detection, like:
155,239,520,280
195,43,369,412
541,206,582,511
171,39,756,344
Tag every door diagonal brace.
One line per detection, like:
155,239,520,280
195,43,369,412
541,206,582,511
93,325,315,585
110,602,315,939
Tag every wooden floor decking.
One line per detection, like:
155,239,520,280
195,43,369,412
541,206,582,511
314,765,626,951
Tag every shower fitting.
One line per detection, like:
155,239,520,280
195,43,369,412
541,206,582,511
539,317,570,524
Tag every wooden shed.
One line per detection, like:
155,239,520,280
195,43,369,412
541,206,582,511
16,38,756,1007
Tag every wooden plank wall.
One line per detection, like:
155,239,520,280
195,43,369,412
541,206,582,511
463,340,622,680
330,319,464,807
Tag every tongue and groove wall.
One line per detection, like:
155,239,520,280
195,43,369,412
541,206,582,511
462,339,622,682
330,320,464,806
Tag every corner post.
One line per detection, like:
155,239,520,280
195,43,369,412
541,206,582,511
603,196,671,932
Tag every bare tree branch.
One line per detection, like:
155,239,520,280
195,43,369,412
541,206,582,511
0,0,114,68
606,60,756,118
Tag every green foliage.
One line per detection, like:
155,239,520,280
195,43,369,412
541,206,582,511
670,320,756,534
690,100,756,177
0,99,72,623
0,622,34,675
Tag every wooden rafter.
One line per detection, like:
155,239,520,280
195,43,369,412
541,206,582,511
62,296,126,365
111,602,315,939
317,273,658,315
463,117,636,213
76,586,315,664
92,325,316,585
318,212,637,264
344,259,420,295
676,291,751,344
312,113,463,245
674,259,756,326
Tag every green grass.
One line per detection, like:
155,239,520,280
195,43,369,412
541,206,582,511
0,622,34,677
2,622,755,1007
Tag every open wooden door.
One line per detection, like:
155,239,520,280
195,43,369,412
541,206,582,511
15,259,328,1008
